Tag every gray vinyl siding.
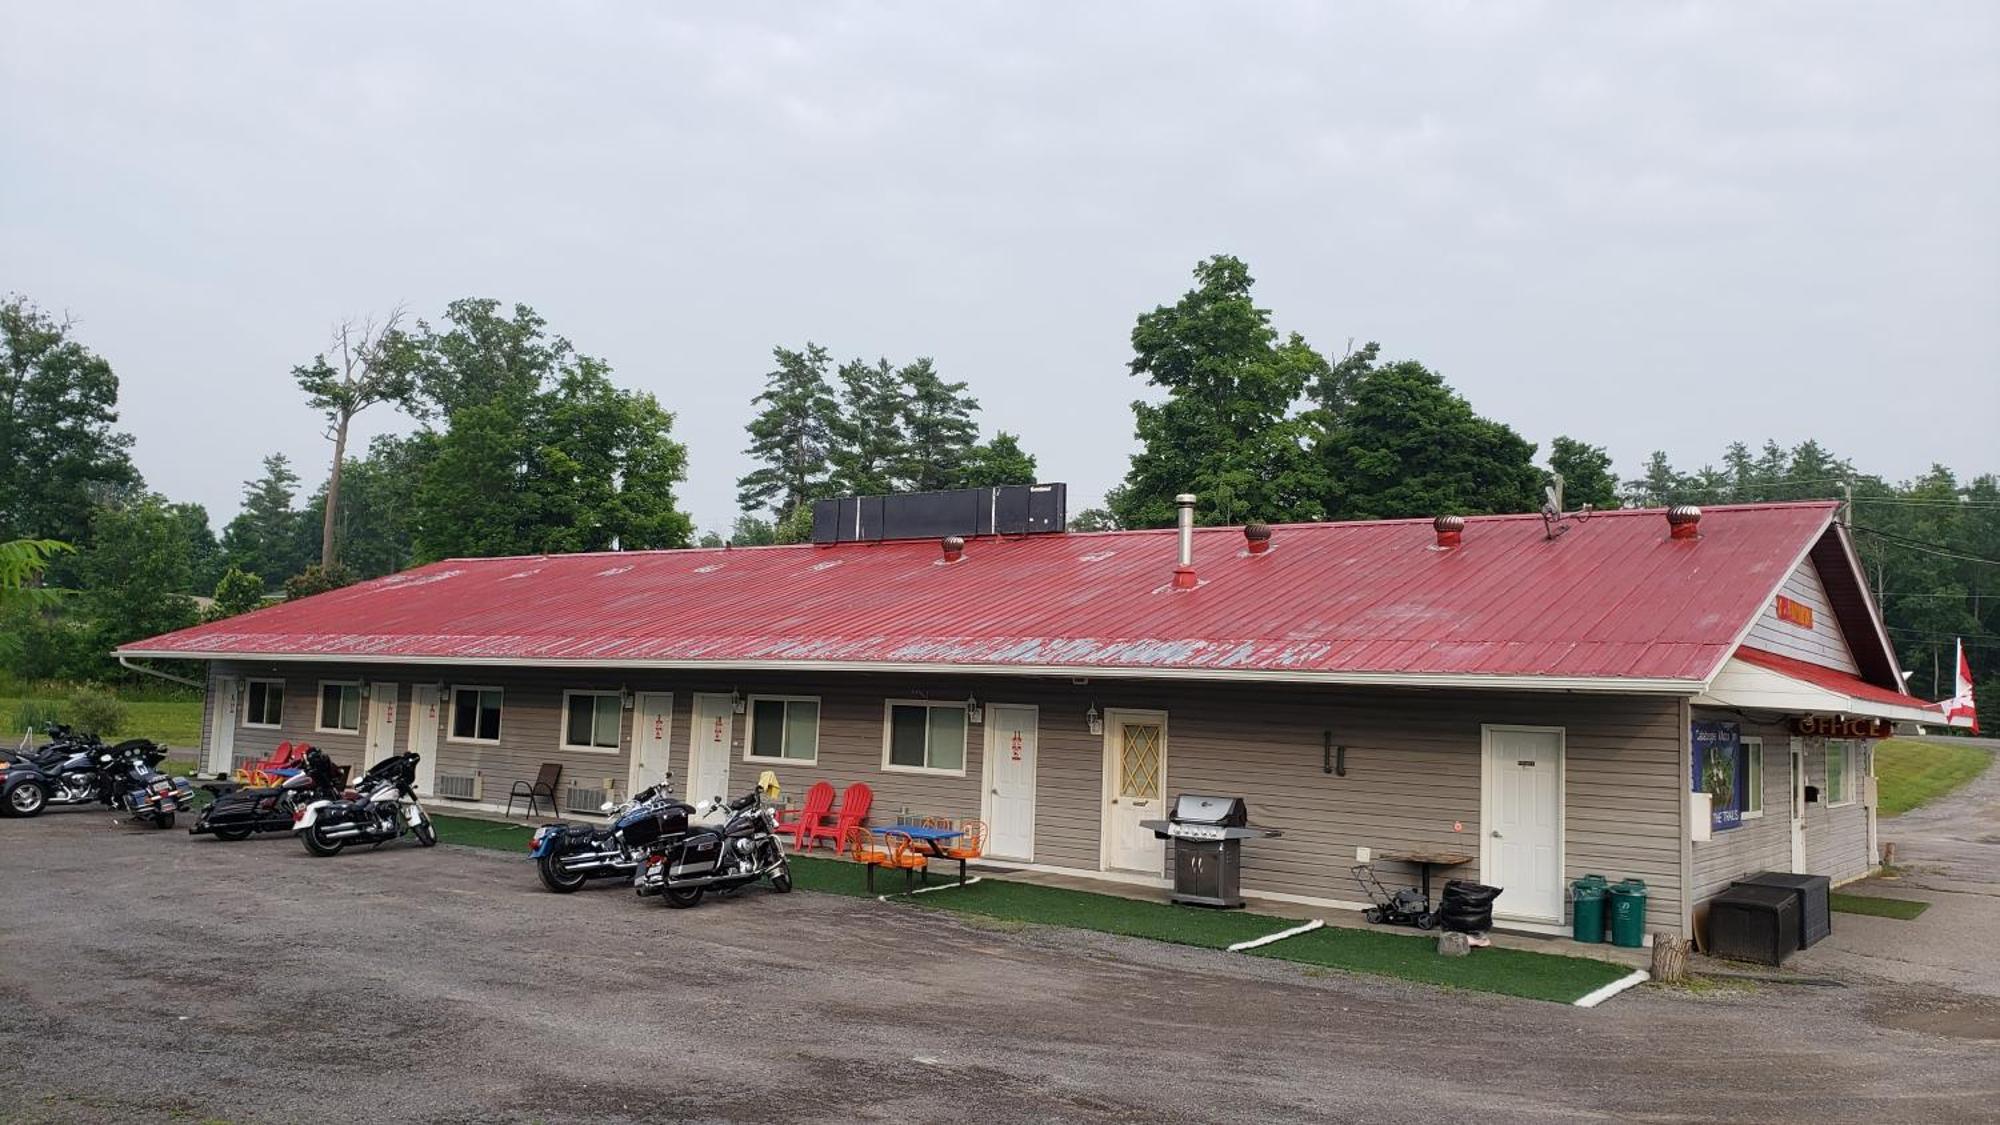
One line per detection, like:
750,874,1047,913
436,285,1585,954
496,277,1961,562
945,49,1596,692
208,661,1691,936
1688,710,1877,904
1744,557,1859,673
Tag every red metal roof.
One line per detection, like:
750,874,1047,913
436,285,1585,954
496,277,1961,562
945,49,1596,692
120,502,1844,689
1732,647,1917,709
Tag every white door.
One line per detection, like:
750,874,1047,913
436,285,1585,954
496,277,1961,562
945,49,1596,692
983,705,1038,861
688,693,735,803
1483,726,1564,923
407,685,440,796
207,676,238,775
1103,711,1166,874
1789,741,1808,873
629,692,675,797
364,683,399,768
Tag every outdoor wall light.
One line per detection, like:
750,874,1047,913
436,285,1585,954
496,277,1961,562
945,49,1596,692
966,694,982,723
620,688,634,710
731,691,746,714
1085,703,1102,736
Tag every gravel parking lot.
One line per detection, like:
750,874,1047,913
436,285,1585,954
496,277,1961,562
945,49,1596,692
3,810,1996,1125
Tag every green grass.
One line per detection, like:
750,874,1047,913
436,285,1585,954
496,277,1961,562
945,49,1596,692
1874,738,1993,817
1,695,205,749
1830,892,1930,920
431,821,1627,1003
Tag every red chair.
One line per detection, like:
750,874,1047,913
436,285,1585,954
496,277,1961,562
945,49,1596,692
776,781,835,850
808,782,872,852
237,741,295,784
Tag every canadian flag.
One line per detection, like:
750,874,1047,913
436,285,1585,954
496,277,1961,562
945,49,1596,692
1939,638,1979,733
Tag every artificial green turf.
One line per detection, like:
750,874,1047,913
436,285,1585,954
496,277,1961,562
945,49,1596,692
429,813,540,852
1830,892,1930,920
899,878,1303,948
1873,738,1993,817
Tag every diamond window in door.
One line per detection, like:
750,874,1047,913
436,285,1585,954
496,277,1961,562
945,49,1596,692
1119,723,1162,798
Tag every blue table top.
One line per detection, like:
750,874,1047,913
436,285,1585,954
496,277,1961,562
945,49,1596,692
870,825,963,841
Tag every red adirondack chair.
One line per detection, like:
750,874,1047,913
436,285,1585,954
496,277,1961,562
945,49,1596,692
808,782,872,852
237,741,299,784
776,781,835,849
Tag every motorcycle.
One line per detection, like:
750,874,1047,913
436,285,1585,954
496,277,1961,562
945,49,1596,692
191,746,342,841
292,752,436,857
632,777,791,909
1,734,192,826
527,775,693,893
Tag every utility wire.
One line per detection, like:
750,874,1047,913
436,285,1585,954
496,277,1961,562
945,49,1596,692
1850,525,2000,567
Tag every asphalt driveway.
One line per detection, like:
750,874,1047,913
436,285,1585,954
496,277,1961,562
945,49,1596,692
2,810,1996,1125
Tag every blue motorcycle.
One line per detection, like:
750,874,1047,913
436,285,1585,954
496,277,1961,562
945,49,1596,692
527,778,692,893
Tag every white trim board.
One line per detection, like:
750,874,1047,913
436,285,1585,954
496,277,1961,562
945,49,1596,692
1693,658,1938,724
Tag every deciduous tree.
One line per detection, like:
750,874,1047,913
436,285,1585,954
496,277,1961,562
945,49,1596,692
1548,436,1621,510
294,307,412,568
0,297,138,548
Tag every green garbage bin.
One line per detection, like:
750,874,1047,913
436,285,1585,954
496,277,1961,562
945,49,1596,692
1570,874,1609,943
1608,878,1649,948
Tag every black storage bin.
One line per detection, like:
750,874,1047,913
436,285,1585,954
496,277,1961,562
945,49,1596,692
1707,884,1800,966
1732,872,1833,949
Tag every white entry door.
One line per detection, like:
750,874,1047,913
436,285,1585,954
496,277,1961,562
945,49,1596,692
688,693,735,803
629,692,675,797
1483,725,1564,923
207,676,238,775
1103,711,1167,874
407,685,440,796
1789,741,1808,874
983,705,1038,861
364,683,399,768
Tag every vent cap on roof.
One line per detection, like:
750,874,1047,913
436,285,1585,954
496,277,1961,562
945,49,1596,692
1433,514,1465,549
1667,505,1702,540
1243,521,1272,555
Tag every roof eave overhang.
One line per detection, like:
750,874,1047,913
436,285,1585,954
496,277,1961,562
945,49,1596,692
113,648,1704,696
1693,657,1940,726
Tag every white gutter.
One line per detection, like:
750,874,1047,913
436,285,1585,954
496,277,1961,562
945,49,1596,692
112,649,1706,696
117,654,204,689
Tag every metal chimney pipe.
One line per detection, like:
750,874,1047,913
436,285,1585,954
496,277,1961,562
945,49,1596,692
1173,493,1198,589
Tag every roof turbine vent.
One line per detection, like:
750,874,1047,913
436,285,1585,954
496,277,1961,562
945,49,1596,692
1243,521,1272,555
1667,505,1703,540
941,535,966,563
1433,514,1465,550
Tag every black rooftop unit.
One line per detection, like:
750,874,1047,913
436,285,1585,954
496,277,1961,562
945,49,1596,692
811,483,1066,545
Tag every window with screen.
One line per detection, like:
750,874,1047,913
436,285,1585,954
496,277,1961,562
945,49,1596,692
884,701,968,774
316,682,360,733
451,687,503,743
562,691,622,751
244,679,285,728
746,697,819,763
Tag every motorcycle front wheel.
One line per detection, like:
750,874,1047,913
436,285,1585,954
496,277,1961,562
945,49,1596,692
770,856,793,894
302,825,346,857
659,885,704,909
413,821,437,847
536,853,589,893
5,784,47,818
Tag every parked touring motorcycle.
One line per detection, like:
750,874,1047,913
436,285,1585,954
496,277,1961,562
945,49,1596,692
632,775,791,908
1,732,193,826
292,752,436,856
527,776,693,893
191,746,341,840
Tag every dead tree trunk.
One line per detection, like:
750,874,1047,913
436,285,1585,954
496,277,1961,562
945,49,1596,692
1650,933,1689,983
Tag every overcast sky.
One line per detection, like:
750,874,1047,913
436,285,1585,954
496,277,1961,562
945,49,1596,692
5,2,1996,535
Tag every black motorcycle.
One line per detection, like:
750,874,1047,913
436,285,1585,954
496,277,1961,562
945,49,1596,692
1,733,192,826
293,752,437,857
528,777,693,893
191,746,342,841
632,785,792,908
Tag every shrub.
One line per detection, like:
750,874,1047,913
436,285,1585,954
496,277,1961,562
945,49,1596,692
65,686,129,738
10,700,62,739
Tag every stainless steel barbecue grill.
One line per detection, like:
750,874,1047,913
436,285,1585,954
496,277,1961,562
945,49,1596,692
1140,794,1283,908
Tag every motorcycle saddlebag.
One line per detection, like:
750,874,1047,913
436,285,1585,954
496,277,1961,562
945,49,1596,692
668,831,722,879
624,805,688,849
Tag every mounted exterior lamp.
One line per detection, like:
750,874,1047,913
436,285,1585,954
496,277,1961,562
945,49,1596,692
966,694,982,723
730,691,746,714
1085,703,1102,736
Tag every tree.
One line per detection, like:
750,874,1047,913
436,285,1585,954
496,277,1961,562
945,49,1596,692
283,561,359,601
402,299,693,559
737,343,837,520
827,357,907,496
294,308,413,568
79,495,200,664
221,454,311,590
204,566,266,621
1548,436,1620,510
167,501,224,592
0,297,139,548
1111,255,1328,528
0,538,70,605
893,358,981,492
960,431,1038,488
1313,357,1542,520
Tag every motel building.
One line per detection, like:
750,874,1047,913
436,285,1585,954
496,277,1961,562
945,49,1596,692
118,492,1964,941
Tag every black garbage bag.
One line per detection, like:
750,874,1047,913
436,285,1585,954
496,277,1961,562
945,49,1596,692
1438,879,1503,933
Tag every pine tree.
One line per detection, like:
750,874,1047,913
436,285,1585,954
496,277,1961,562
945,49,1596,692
960,431,1038,488
737,343,838,519
894,358,980,492
1548,436,1620,510
221,454,310,589
827,357,906,496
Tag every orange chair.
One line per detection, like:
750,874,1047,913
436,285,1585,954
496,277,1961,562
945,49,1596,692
883,830,929,890
845,826,892,893
940,820,985,884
